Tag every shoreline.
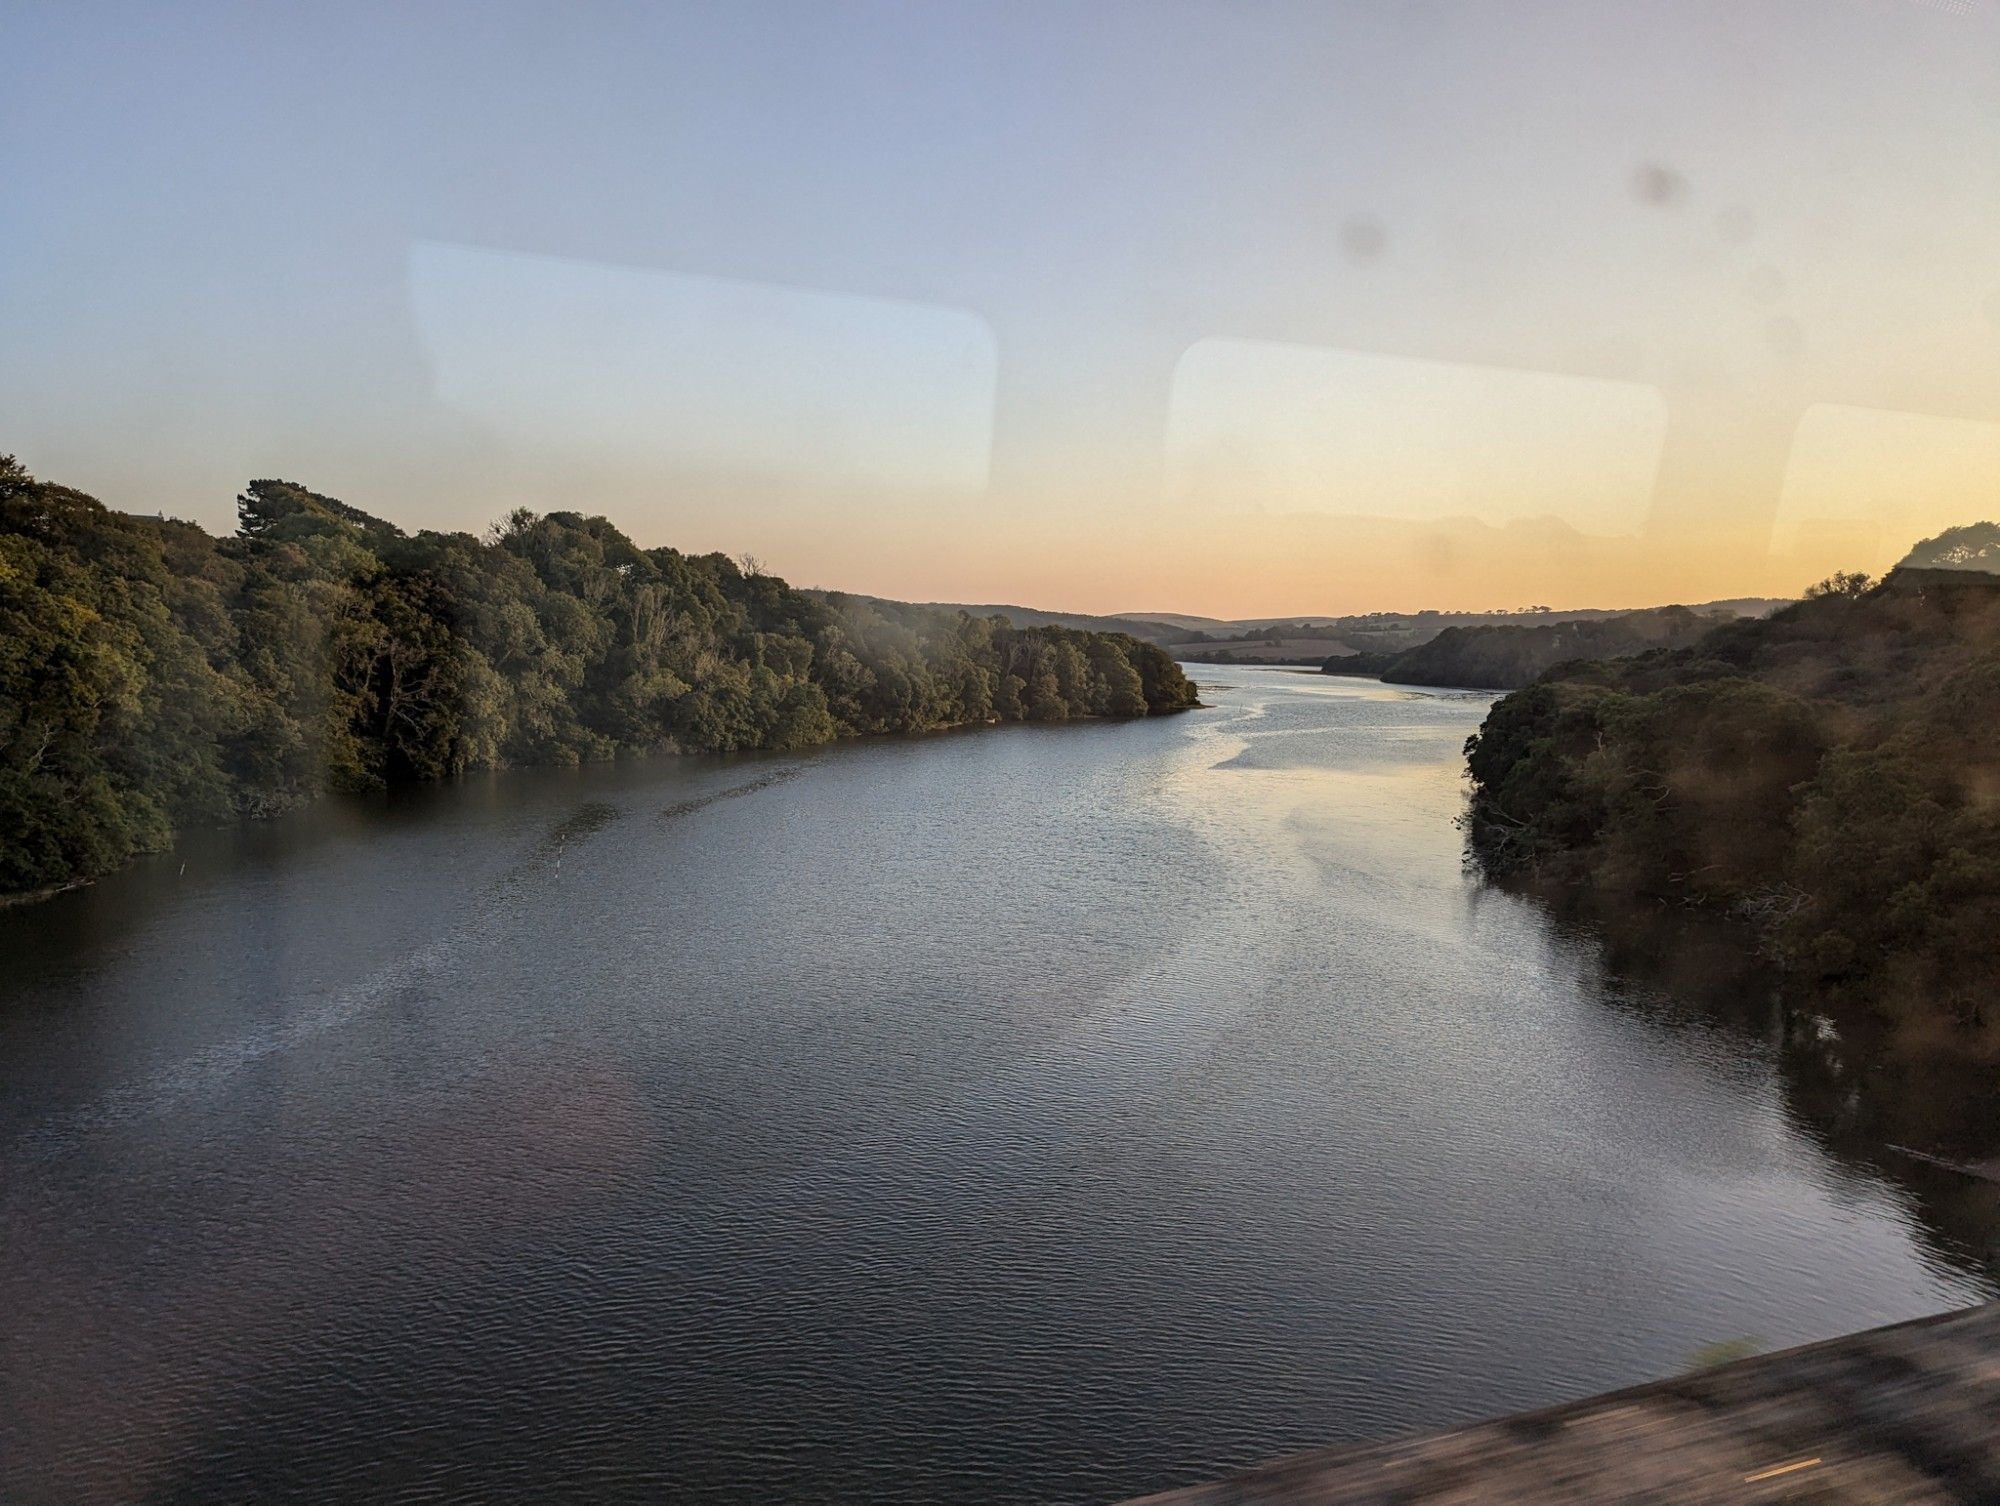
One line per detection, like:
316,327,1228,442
0,703,1202,910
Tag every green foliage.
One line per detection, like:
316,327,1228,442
1381,606,1724,689
1804,569,1873,600
0,458,1199,897
1466,566,2000,1047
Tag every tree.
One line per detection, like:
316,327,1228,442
1899,521,2000,573
0,460,1202,897
1464,557,2000,1050
1804,570,1873,599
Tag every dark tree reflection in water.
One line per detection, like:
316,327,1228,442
1508,884,2000,1290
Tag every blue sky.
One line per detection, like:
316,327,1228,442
5,0,1997,613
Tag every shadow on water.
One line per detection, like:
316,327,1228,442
0,750,808,987
1500,875,2000,1286
658,763,806,824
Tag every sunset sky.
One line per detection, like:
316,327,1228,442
6,0,1999,616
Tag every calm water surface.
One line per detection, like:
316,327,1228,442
2,668,1993,1503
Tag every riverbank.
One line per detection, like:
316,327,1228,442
1121,1300,2000,1504
1,456,1199,904
1465,569,2000,1059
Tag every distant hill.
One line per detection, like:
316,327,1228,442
837,594,1790,665
1685,597,1799,618
1112,611,1238,635
810,594,1190,645
1314,601,1782,687
1186,600,1784,667
1361,606,1732,689
1178,635,1356,665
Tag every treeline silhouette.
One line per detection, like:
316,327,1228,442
1899,520,2000,573
1350,606,1731,689
1466,540,2000,1054
0,458,1198,897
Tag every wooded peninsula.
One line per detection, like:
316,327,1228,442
0,458,1198,900
1465,533,2000,1056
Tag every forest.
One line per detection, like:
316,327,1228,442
1351,605,1734,689
1464,542,2000,1054
0,457,1198,899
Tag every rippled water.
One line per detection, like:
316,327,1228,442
2,668,1993,1503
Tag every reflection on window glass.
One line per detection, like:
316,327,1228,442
410,243,997,494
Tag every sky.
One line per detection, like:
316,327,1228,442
5,0,1999,617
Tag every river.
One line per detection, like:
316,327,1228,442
2,667,1993,1503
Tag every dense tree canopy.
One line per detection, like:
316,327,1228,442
0,458,1198,897
1464,563,2000,1052
1329,606,1730,689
